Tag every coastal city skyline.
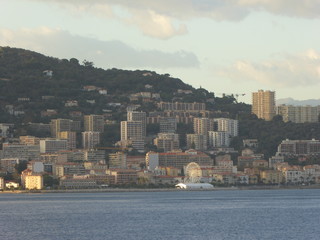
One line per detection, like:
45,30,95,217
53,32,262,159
1,0,320,103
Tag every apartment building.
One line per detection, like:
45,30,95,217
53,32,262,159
277,105,320,123
82,131,100,149
186,134,208,151
277,139,320,156
25,175,43,190
146,150,213,170
84,115,105,133
40,139,67,153
154,133,180,152
127,111,146,137
157,102,206,112
159,117,177,133
214,118,238,137
193,117,214,135
58,131,77,149
208,131,230,148
252,90,276,121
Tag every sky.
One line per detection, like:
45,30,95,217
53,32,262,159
1,0,320,103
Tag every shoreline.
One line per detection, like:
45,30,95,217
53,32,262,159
1,184,320,194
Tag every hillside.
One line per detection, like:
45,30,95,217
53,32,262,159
0,46,193,100
0,46,250,123
4,46,320,161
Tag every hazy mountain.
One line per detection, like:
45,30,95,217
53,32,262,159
277,98,320,106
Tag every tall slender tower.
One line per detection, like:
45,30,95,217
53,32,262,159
252,90,276,121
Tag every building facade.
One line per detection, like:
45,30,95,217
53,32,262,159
186,134,208,151
25,175,43,190
252,90,276,121
277,105,320,123
82,131,100,149
84,115,105,133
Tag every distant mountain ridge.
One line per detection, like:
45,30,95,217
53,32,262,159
277,98,320,106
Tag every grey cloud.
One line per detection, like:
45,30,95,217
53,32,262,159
25,0,320,39
218,50,320,88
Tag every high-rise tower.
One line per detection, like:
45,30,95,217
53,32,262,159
252,90,276,121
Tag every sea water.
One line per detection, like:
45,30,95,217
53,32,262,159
0,189,320,240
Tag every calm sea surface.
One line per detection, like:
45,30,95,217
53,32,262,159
1,189,320,240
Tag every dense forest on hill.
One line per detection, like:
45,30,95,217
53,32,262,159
0,47,192,100
1,46,320,161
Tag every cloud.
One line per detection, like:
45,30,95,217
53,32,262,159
126,9,187,39
218,49,320,88
0,27,199,69
25,0,320,39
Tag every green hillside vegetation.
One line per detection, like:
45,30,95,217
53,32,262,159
1,46,320,163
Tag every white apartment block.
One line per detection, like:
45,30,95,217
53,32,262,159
208,131,230,148
82,131,100,149
214,118,238,137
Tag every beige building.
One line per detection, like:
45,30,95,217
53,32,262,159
106,169,138,184
84,115,105,133
260,170,283,184
193,118,214,135
0,177,4,190
186,134,207,151
25,175,43,190
19,136,40,145
50,119,71,138
58,131,76,149
277,105,320,123
109,152,127,169
154,133,180,152
252,90,276,121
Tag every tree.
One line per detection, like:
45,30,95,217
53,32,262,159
15,161,28,174
82,60,94,68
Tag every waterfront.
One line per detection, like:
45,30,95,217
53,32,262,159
1,189,320,240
